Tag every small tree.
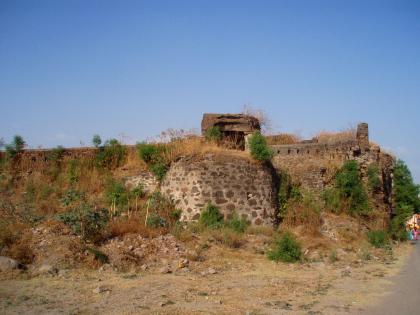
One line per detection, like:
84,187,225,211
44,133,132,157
248,131,273,161
92,134,102,148
5,135,26,158
335,160,370,215
390,160,420,240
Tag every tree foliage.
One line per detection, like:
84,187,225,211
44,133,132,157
248,131,273,161
390,160,420,240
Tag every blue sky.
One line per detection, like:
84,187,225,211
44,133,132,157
0,0,419,181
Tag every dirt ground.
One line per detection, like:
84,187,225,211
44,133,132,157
0,242,411,315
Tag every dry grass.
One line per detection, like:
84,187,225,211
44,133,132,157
8,233,35,265
107,214,168,238
158,136,251,164
281,194,323,235
314,127,356,144
246,225,276,237
266,133,301,145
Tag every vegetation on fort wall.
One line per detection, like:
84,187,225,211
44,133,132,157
248,131,273,161
322,160,370,216
137,143,169,180
367,164,382,193
95,138,127,169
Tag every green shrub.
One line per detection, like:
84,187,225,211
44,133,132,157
105,179,128,209
389,160,419,240
367,164,381,192
60,188,84,206
146,212,166,228
226,214,249,233
170,209,182,221
137,143,169,180
329,248,338,263
335,160,370,215
248,131,273,161
367,230,388,248
199,203,224,229
67,159,79,184
390,204,414,241
92,135,102,148
204,126,222,142
322,187,341,213
96,139,126,169
150,161,168,180
56,203,109,241
267,232,302,263
48,145,65,163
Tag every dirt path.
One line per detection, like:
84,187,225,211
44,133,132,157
0,244,413,315
358,241,420,315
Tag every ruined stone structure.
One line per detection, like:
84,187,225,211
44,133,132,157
2,118,395,225
270,123,394,213
201,113,260,150
161,153,278,226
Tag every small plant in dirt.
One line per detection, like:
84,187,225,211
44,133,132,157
321,187,341,213
366,230,389,248
267,232,302,263
329,248,338,263
60,188,85,206
56,203,109,242
67,159,79,184
144,192,179,228
105,179,128,214
210,227,244,248
146,212,166,228
367,164,381,193
92,134,102,148
226,213,249,233
199,203,224,229
248,131,273,161
204,126,222,142
96,138,126,169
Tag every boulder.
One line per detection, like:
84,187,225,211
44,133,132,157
0,256,21,272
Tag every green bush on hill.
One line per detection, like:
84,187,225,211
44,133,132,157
267,232,302,263
248,131,273,161
204,126,222,142
137,143,169,180
367,164,382,193
96,139,126,169
367,230,389,248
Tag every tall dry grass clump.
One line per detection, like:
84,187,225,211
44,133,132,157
314,127,356,144
266,134,301,145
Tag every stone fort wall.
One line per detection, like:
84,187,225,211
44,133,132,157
161,154,278,226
